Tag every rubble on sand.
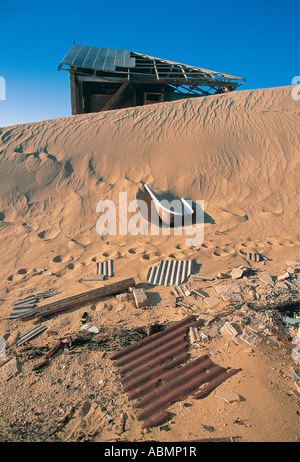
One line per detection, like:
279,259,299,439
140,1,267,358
0,255,299,442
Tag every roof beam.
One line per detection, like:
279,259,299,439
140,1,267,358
153,60,159,80
101,81,129,111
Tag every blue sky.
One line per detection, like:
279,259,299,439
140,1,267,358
0,0,299,127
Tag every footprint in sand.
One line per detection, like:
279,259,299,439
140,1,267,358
213,247,236,257
110,250,122,259
35,227,61,241
36,153,62,187
267,238,296,247
52,255,62,263
14,268,28,280
37,231,46,239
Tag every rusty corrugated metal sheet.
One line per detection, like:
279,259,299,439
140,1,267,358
111,315,241,428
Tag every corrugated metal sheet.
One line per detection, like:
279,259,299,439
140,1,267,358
247,252,262,262
7,292,58,319
172,284,191,298
97,260,114,277
17,324,47,346
111,315,241,428
60,45,136,72
147,260,193,286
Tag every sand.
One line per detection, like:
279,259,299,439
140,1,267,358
0,84,299,443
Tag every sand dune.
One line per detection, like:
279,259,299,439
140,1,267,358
0,85,299,442
0,85,299,293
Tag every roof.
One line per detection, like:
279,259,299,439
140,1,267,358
58,45,136,71
58,45,245,89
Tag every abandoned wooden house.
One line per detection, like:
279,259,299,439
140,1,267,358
58,44,245,114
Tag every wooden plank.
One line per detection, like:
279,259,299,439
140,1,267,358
21,278,135,321
82,274,105,281
0,358,19,381
101,82,129,111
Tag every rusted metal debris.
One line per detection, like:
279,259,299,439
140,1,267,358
110,315,241,428
19,278,135,321
32,340,64,371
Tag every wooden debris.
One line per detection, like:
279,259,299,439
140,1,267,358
214,283,242,294
192,288,209,298
277,272,290,281
82,274,105,281
243,276,258,287
230,265,249,279
217,272,229,279
190,274,214,282
240,330,262,347
220,322,241,337
258,273,274,286
32,340,64,371
189,326,200,343
286,260,300,268
221,293,244,303
214,283,243,302
20,278,135,321
199,313,219,325
0,357,19,381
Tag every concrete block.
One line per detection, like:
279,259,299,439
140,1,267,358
133,288,149,308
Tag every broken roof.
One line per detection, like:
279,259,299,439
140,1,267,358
58,44,245,94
